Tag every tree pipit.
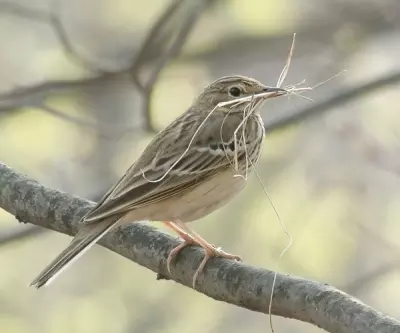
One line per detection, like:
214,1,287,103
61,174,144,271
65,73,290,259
30,75,287,289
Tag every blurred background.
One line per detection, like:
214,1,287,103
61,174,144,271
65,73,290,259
1,0,400,332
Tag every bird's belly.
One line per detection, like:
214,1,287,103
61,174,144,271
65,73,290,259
148,170,247,223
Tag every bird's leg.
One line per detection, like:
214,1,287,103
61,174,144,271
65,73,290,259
172,220,241,289
163,221,194,242
163,221,196,275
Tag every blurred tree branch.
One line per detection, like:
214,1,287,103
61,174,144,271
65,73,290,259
182,0,400,67
0,0,214,133
1,0,399,137
0,225,46,245
345,258,400,295
343,222,400,295
1,162,399,333
265,70,400,132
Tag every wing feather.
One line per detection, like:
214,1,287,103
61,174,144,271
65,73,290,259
83,148,229,224
82,111,261,224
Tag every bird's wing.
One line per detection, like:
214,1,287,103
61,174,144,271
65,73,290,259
81,111,245,224
82,146,232,224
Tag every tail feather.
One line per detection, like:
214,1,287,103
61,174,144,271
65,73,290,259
30,220,118,288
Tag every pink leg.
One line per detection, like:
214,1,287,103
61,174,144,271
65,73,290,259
163,221,195,275
171,220,242,289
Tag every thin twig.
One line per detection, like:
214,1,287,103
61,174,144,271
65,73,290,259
38,104,142,139
49,0,107,73
137,0,214,132
131,0,185,91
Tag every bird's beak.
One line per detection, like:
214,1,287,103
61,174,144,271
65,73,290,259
263,87,286,93
260,86,287,99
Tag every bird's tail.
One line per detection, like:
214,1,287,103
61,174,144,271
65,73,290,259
30,219,118,288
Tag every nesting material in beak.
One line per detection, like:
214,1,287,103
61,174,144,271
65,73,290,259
254,86,288,100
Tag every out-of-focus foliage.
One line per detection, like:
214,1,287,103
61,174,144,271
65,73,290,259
1,0,400,332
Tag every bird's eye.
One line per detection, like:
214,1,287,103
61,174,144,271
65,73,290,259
228,86,242,97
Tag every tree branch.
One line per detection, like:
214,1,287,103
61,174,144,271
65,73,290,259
0,162,399,333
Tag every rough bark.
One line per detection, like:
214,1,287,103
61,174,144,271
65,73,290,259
0,162,399,333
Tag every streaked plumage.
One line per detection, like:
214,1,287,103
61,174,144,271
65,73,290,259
30,75,286,288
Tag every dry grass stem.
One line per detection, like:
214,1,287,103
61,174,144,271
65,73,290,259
277,33,296,88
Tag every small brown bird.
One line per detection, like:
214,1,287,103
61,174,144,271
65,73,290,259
30,75,286,288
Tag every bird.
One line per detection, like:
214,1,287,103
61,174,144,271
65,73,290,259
30,75,286,289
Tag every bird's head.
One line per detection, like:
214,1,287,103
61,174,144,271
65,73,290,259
195,75,286,113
